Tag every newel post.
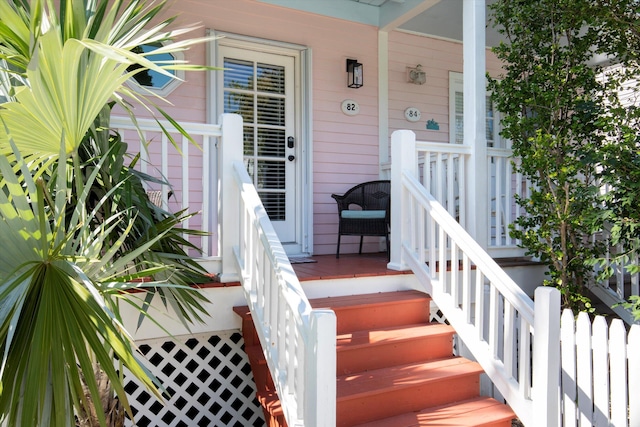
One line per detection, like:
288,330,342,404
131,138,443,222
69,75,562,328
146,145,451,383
532,287,561,427
388,130,417,271
305,310,337,427
218,113,243,283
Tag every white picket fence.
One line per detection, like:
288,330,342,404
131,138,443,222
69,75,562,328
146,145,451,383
560,311,640,427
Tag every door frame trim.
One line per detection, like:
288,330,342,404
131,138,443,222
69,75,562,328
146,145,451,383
207,30,314,255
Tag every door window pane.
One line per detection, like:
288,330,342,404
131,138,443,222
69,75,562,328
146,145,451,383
225,92,254,122
224,58,253,90
257,96,285,126
243,126,254,156
257,129,285,157
259,192,285,220
257,63,285,94
257,161,285,190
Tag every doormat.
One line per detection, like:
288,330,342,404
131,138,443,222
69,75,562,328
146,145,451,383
288,257,317,264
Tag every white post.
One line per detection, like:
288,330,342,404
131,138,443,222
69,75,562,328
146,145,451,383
532,287,561,427
388,130,417,271
463,0,489,249
218,113,243,283
305,310,337,427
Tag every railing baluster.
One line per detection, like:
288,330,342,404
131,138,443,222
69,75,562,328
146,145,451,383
181,134,190,230
505,159,513,246
519,319,531,398
419,203,426,265
463,253,471,323
495,156,502,246
489,284,499,358
475,271,484,341
503,302,515,378
436,152,444,204
202,135,211,255
458,155,466,228
447,153,455,217
429,216,436,278
451,241,459,306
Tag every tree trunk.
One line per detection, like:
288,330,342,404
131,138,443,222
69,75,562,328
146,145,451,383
77,364,125,427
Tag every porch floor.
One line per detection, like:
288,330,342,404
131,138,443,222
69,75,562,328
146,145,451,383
292,252,411,281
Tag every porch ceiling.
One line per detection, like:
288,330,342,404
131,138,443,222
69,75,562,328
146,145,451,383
254,0,504,47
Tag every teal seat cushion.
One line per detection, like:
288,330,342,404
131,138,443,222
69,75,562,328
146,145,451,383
341,210,386,219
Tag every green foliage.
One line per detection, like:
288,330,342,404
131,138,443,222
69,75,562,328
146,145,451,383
0,0,215,425
488,0,609,311
0,142,164,427
489,0,640,315
588,0,640,279
620,295,640,321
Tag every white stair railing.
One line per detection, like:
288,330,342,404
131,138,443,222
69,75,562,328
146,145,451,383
220,114,337,427
389,130,561,427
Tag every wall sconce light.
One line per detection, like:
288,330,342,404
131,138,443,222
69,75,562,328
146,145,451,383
346,59,363,88
407,64,426,85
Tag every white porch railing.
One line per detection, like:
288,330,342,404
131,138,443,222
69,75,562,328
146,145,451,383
110,115,220,258
220,115,337,427
590,241,640,325
487,147,529,251
389,130,560,426
384,141,527,256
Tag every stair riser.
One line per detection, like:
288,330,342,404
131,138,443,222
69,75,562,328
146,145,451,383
338,334,454,375
334,301,430,334
337,374,480,426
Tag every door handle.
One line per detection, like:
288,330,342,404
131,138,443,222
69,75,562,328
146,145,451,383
287,136,294,148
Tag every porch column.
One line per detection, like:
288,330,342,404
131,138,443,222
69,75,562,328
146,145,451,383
218,113,243,283
388,129,417,271
463,0,489,249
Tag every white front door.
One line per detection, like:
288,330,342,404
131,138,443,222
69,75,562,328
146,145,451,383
218,44,299,248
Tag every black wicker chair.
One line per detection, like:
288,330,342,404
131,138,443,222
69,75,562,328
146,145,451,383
331,180,391,259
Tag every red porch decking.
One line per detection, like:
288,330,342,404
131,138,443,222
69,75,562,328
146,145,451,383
291,252,409,282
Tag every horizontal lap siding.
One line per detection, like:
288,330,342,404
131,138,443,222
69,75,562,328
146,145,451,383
302,18,381,255
123,1,506,256
388,32,504,145
139,0,381,256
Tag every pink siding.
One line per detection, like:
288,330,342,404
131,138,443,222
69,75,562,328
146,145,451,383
117,0,505,256
388,32,504,143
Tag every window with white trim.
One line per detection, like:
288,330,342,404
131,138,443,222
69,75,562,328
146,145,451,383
449,71,503,148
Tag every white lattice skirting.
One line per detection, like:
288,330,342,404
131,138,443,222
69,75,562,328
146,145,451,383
124,331,265,427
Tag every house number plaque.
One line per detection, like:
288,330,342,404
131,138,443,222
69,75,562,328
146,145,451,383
404,107,421,122
341,99,360,116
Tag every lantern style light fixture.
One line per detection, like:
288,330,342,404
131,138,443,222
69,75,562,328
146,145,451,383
346,59,363,88
407,64,426,85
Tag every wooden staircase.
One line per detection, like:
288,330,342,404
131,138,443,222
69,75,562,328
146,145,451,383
234,290,516,427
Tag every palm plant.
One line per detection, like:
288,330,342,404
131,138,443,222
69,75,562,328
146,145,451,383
0,0,215,425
